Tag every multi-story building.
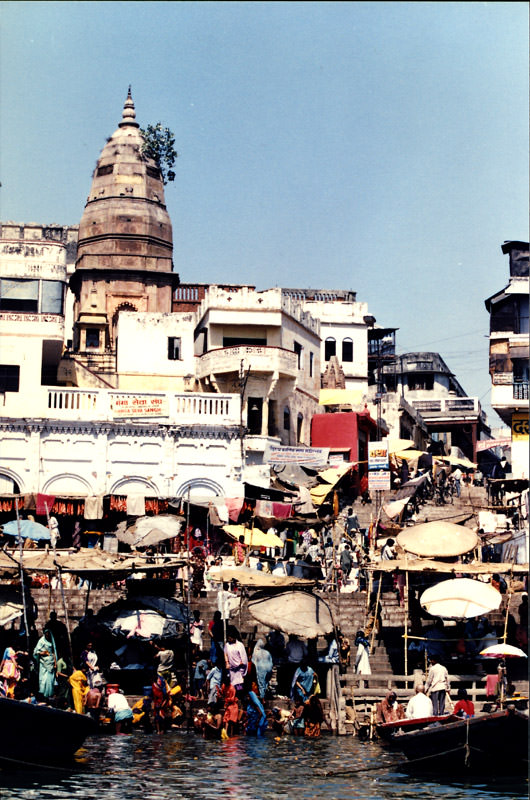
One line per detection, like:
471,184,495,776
485,240,529,478
377,351,488,461
194,284,321,460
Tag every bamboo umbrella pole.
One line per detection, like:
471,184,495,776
404,563,410,680
369,572,383,654
15,498,30,652
43,501,73,665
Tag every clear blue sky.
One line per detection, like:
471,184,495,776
1,1,528,426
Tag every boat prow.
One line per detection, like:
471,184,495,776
0,696,97,767
389,709,529,775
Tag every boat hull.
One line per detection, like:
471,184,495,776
0,697,96,767
392,710,528,775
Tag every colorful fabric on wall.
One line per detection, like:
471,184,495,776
36,494,56,516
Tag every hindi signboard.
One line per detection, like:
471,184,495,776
263,444,330,466
368,470,391,491
111,393,169,419
368,441,389,470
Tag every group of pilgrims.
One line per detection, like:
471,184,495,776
0,602,372,741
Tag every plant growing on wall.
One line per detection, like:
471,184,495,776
140,123,177,184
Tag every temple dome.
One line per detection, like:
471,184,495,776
75,88,173,275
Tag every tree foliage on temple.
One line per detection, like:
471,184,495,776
140,123,177,184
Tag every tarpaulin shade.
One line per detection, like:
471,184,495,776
397,521,479,557
247,590,334,637
319,389,363,406
388,439,416,454
420,578,502,620
222,525,283,549
436,455,477,469
1,520,51,541
207,566,314,588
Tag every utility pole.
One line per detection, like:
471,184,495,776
238,359,251,464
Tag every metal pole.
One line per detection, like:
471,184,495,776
404,564,409,680
15,499,30,652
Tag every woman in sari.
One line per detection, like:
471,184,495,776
252,638,273,699
224,626,248,692
68,666,89,714
220,680,240,737
291,661,317,702
303,694,324,738
152,674,171,734
245,684,267,737
33,629,57,699
0,646,21,697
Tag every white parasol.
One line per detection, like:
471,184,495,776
397,520,478,557
479,643,528,659
420,578,502,620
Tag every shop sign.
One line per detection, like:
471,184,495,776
111,394,169,418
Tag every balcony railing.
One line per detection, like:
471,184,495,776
197,345,299,379
0,387,241,425
513,382,529,400
411,396,480,417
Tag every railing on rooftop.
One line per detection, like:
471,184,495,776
411,396,480,416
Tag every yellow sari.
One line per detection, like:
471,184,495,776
68,669,88,714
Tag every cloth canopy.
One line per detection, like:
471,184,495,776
222,525,283,549
371,557,528,575
388,439,416,454
1,520,51,541
436,455,477,469
119,514,184,548
319,389,363,406
420,577,502,619
310,463,352,506
207,565,314,588
397,521,479,557
247,590,334,637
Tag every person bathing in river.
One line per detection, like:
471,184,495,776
375,690,405,724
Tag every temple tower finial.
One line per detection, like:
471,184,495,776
119,86,139,128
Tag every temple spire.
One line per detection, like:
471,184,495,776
119,85,139,128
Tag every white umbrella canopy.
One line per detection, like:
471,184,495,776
480,643,528,659
247,590,334,638
420,578,502,620
122,514,183,548
397,520,479,557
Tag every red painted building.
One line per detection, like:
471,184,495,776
311,409,379,493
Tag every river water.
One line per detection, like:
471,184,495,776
0,732,527,800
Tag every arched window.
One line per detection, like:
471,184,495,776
283,407,291,431
297,413,303,443
342,337,353,362
324,337,336,361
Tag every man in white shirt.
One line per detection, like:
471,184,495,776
425,657,450,715
406,683,434,719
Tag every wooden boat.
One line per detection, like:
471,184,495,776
386,709,528,774
0,696,96,767
376,713,458,741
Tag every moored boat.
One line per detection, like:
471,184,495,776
387,709,528,774
0,696,96,767
376,713,458,741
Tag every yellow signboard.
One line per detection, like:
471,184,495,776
512,413,529,441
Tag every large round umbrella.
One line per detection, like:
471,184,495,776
120,514,184,548
247,590,334,638
397,520,478,557
420,578,502,620
480,643,528,659
1,519,51,541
